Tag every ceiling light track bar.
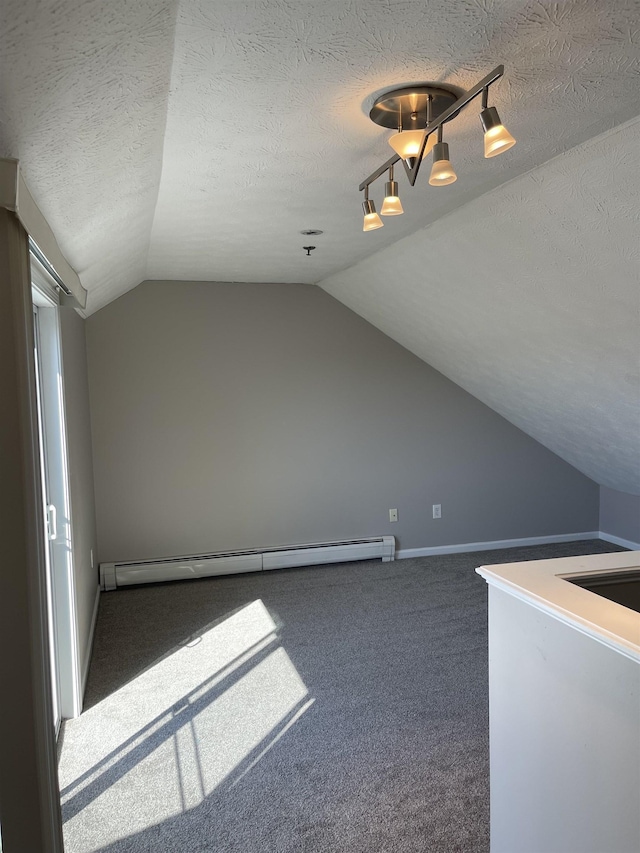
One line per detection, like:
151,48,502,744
359,153,401,193
359,65,505,192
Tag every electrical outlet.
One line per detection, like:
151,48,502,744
389,508,398,522
432,504,441,519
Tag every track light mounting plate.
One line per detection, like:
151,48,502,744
369,83,464,130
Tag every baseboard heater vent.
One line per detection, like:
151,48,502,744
100,536,395,591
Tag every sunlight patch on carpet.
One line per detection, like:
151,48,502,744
58,600,312,849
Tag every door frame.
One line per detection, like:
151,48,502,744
0,207,64,853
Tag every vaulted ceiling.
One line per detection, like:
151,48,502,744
1,1,639,493
323,116,640,494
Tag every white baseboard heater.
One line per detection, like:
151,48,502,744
100,536,396,591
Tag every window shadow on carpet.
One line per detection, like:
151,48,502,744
59,599,314,848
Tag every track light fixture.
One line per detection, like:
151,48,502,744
386,93,438,168
380,165,403,216
388,129,434,165
362,185,383,231
479,86,516,158
429,126,457,186
360,65,515,230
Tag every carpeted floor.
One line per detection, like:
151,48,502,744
57,539,624,852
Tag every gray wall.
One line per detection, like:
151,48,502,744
86,281,599,563
600,486,640,546
59,303,99,682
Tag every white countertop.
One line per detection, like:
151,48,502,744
477,550,640,663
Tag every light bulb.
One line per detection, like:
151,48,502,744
381,195,403,215
363,212,384,231
380,180,403,216
388,130,437,161
483,124,516,158
362,198,384,231
480,106,516,158
429,142,457,186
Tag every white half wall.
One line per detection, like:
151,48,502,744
485,584,639,853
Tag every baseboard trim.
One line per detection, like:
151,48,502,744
81,584,100,703
598,531,640,551
396,531,602,560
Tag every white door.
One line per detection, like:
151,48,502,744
33,306,62,733
31,279,82,726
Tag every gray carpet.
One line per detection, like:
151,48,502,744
58,539,625,852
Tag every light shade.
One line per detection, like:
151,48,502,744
388,130,437,161
362,198,384,231
380,180,403,216
480,106,516,158
429,142,457,186
363,212,384,231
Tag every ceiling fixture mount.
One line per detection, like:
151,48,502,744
300,229,324,236
360,65,515,231
303,245,316,255
370,83,461,169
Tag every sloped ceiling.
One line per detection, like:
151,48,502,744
322,117,640,495
2,1,639,311
0,1,638,492
0,0,177,311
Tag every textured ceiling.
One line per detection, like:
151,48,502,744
0,0,177,311
2,1,639,312
148,0,640,292
0,0,639,492
322,117,640,495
